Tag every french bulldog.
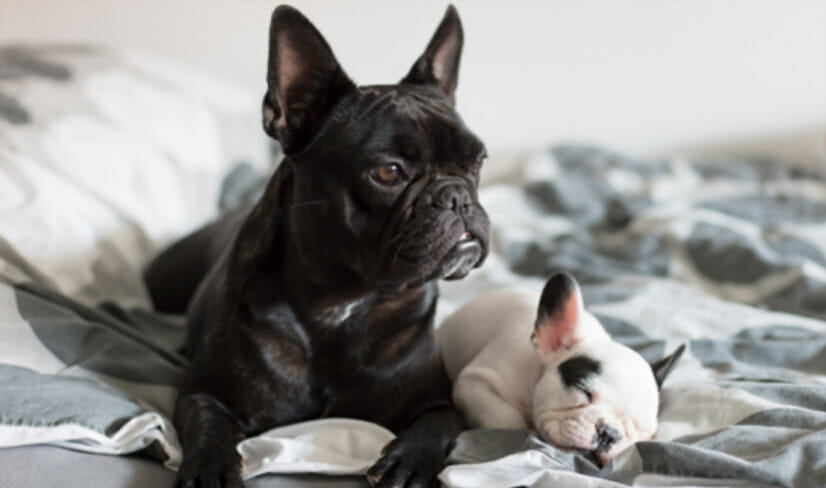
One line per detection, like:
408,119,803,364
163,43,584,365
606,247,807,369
144,4,489,488
437,272,684,465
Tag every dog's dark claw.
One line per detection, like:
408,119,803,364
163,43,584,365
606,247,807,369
367,437,444,488
376,464,412,488
173,464,245,488
408,471,439,488
366,448,396,485
173,477,244,488
366,458,394,486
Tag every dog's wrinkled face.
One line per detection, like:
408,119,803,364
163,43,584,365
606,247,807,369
261,5,489,292
290,84,489,291
530,273,685,465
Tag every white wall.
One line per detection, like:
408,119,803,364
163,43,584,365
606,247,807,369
2,0,824,164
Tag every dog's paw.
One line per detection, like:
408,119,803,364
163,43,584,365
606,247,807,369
173,456,245,488
366,436,445,488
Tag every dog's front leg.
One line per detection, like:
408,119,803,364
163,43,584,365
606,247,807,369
173,393,245,488
367,407,463,488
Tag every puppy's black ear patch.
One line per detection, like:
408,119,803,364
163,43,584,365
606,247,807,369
650,343,686,390
263,5,356,154
538,272,578,320
533,272,583,354
402,4,463,103
558,355,601,400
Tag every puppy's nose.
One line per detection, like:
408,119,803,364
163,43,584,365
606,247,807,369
595,423,621,451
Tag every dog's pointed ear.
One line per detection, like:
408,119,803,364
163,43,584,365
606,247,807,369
401,4,463,103
263,5,356,154
532,272,585,355
650,344,686,390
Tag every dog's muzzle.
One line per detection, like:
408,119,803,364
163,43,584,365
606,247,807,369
413,177,489,279
378,175,489,287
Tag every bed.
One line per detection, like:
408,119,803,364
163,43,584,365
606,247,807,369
1,45,824,488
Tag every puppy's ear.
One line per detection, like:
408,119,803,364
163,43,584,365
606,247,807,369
401,4,463,103
263,5,355,154
650,344,686,390
532,272,585,355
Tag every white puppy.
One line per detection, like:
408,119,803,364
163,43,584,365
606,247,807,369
438,272,683,465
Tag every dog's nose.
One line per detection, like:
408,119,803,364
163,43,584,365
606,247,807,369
595,423,621,451
432,184,471,211
435,192,469,211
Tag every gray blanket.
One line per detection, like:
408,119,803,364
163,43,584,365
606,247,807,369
2,144,825,488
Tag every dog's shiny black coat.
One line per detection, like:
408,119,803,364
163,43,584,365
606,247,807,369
145,5,489,488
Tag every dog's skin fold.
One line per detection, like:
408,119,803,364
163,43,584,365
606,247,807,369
145,5,489,488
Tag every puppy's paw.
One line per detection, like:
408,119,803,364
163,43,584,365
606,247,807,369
173,455,245,488
366,436,444,488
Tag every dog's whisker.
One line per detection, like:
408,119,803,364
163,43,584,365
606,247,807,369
390,244,404,269
385,231,407,250
385,230,412,269
290,200,326,210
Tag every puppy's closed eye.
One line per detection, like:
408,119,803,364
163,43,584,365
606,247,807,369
558,355,601,403
576,385,593,403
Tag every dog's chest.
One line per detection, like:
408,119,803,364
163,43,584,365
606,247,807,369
309,298,362,325
243,294,439,430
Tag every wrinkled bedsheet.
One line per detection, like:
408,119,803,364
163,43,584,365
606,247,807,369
2,60,826,488
436,146,826,487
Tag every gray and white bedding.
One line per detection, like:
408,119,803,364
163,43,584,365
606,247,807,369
436,147,826,487
1,45,825,487
0,43,268,474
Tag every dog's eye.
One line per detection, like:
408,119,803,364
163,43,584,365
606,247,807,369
371,163,405,186
471,155,486,175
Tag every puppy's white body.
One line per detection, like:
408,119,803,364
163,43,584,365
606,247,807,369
438,288,660,462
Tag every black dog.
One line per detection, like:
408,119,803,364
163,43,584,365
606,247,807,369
145,4,489,488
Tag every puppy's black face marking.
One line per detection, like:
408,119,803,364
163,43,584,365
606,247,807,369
558,355,601,401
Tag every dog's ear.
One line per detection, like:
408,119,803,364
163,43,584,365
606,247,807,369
401,4,463,103
263,5,356,154
650,344,686,390
532,272,585,355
